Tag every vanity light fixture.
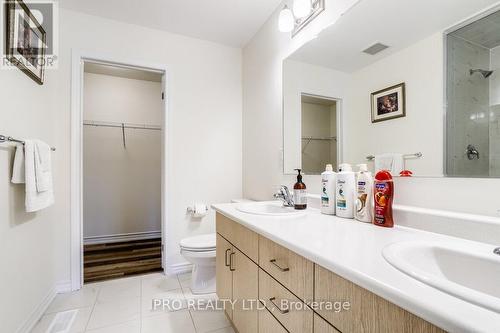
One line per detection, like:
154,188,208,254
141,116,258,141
278,0,325,36
278,5,295,32
293,0,312,18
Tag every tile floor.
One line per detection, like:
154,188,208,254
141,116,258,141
31,272,235,333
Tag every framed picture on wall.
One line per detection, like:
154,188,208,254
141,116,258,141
5,0,46,85
371,83,405,123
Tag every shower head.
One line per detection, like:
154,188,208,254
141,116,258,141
470,69,494,78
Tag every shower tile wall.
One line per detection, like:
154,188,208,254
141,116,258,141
490,47,500,177
447,35,490,176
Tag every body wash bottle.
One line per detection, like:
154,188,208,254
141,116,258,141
336,163,355,219
321,164,336,215
373,170,394,227
355,164,373,223
293,169,307,210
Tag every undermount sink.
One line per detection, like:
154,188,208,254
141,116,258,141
383,241,500,313
236,201,305,217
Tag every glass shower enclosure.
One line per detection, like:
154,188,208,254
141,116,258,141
446,9,500,177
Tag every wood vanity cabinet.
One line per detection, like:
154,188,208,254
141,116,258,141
216,214,259,333
216,213,445,333
314,265,445,333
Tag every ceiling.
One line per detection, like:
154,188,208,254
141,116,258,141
451,9,500,49
58,0,282,47
289,0,500,72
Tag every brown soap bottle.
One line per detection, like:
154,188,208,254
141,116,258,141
293,169,307,210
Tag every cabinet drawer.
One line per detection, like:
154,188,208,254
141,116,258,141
314,313,340,333
216,213,258,262
259,268,313,333
258,308,288,333
314,265,445,333
259,235,313,301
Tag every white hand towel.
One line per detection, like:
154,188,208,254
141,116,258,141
375,153,404,176
24,140,54,212
11,144,25,184
34,140,52,192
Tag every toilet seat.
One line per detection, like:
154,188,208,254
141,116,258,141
180,233,216,252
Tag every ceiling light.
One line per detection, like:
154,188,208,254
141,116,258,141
293,0,312,18
278,6,294,33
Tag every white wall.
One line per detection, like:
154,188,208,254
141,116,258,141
2,8,242,331
243,1,500,217
83,73,162,238
0,68,59,333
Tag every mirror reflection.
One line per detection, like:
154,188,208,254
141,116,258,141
282,0,500,178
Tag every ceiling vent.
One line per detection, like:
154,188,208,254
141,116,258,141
363,43,389,55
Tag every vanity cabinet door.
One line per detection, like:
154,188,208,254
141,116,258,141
216,234,233,319
232,248,259,333
216,213,259,262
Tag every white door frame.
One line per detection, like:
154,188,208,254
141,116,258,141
70,50,170,291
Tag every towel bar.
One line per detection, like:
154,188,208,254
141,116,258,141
0,134,56,151
366,152,422,161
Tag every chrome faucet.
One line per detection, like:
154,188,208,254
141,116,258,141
273,186,294,207
494,247,500,256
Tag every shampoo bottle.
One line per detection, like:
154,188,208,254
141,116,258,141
336,163,355,219
373,170,394,227
355,164,373,223
294,169,307,210
321,164,336,215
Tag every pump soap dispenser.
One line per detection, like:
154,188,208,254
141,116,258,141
294,169,307,210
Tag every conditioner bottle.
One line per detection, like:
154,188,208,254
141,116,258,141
336,163,355,218
355,164,373,223
321,164,336,215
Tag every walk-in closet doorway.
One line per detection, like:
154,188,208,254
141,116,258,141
70,53,170,290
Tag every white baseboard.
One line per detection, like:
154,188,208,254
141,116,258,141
55,280,72,294
16,285,57,333
166,262,192,276
84,231,161,245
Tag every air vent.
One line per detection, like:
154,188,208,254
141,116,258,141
46,309,78,333
363,43,389,55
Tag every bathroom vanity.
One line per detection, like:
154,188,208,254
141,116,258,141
213,202,500,333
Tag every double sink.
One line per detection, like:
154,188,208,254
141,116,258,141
235,201,500,314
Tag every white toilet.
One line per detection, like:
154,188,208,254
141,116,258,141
180,233,216,294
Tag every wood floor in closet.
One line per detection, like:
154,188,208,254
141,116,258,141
84,238,163,283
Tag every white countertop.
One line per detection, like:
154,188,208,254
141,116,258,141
212,201,500,333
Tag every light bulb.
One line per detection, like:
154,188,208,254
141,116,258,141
278,6,294,33
293,0,312,18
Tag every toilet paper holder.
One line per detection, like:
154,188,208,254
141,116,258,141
186,204,209,215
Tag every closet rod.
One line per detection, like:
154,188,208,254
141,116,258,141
83,121,161,131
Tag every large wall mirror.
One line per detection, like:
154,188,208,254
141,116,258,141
282,0,500,177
